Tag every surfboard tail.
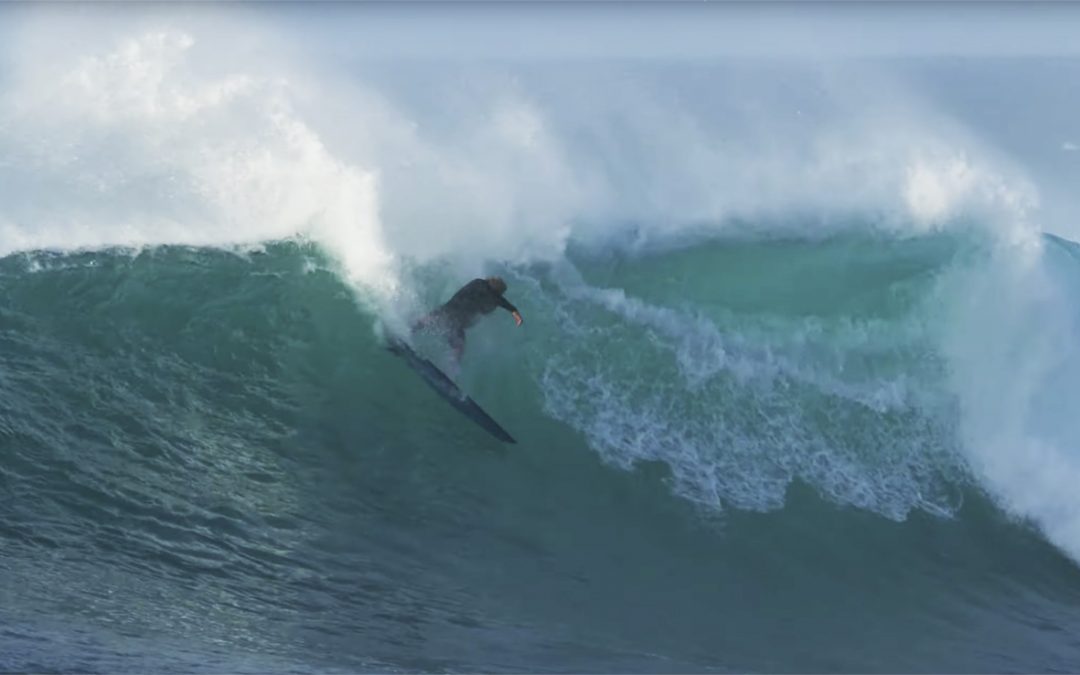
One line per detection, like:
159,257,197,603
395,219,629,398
387,335,518,444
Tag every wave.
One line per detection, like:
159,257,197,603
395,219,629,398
2,238,1080,671
1,12,1080,576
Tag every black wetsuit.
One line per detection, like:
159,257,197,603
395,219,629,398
413,279,519,356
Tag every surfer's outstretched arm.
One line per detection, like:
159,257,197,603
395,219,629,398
496,296,523,326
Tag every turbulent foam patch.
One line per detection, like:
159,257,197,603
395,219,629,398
539,269,966,520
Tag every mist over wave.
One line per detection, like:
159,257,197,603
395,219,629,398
0,16,1040,268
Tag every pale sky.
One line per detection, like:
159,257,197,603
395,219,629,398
258,2,1080,60
5,2,1080,61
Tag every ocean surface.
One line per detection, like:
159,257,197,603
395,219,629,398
5,5,1080,673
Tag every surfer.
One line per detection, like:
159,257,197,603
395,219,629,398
411,276,523,364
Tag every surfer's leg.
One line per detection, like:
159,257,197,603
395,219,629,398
411,308,445,335
410,313,432,333
448,328,465,364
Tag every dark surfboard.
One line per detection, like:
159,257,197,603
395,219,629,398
387,337,517,444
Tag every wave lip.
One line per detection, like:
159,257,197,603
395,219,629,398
936,233,1080,565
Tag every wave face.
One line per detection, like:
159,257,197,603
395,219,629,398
4,9,1080,673
2,239,1080,673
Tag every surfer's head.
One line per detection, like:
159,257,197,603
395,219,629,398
486,276,507,295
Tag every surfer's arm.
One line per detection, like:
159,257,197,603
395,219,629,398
497,296,523,326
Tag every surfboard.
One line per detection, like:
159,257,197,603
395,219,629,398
386,337,517,444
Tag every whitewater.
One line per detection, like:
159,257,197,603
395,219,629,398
3,5,1080,673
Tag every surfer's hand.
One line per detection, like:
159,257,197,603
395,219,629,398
512,311,523,327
